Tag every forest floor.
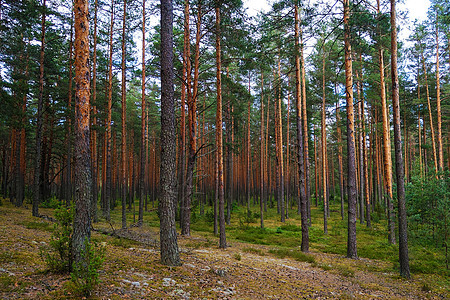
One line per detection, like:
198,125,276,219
0,200,448,299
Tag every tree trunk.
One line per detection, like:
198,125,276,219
91,0,98,223
121,0,127,229
321,49,327,234
215,4,226,249
72,0,92,269
435,14,443,172
295,4,308,252
344,0,357,259
33,0,46,217
159,0,181,266
390,0,410,278
139,0,146,225
260,71,264,229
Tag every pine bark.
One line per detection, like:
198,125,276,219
160,0,181,266
344,0,357,259
91,0,98,223
72,0,92,268
139,0,146,225
295,4,308,252
121,0,127,229
215,4,226,249
390,0,410,278
321,50,327,234
33,0,46,217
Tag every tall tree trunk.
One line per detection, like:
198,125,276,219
321,50,327,234
276,56,285,222
421,52,438,173
66,9,74,206
121,0,127,229
160,0,181,266
377,0,395,244
247,74,251,217
435,13,443,172
139,0,146,225
299,15,311,224
179,0,188,234
72,0,92,269
336,100,344,220
390,0,410,278
215,4,226,249
91,0,98,223
295,4,308,252
260,71,264,229
105,1,114,221
344,0,357,259
33,0,46,217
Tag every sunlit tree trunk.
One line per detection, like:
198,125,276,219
421,52,438,173
295,4,308,252
435,13,443,172
344,0,357,259
91,0,98,223
72,0,92,268
121,0,127,229
260,71,264,229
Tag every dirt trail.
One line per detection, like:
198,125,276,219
0,204,447,299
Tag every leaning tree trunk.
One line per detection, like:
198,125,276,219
159,0,181,266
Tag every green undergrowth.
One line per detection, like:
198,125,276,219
268,248,316,264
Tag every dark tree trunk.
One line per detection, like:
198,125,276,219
390,0,410,278
160,0,181,266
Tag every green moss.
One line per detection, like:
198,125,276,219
19,220,53,232
268,248,316,264
242,247,265,256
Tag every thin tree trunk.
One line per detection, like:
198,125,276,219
180,0,189,235
421,52,438,173
321,50,327,234
139,0,146,225
91,0,98,223
260,71,264,229
121,0,127,229
435,14,443,172
215,4,226,249
390,0,410,278
33,0,46,217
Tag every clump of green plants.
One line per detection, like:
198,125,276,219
268,248,316,264
40,204,73,272
69,239,105,297
233,253,242,261
41,196,60,209
40,204,104,296
242,247,265,256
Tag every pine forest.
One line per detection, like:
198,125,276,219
0,0,449,298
